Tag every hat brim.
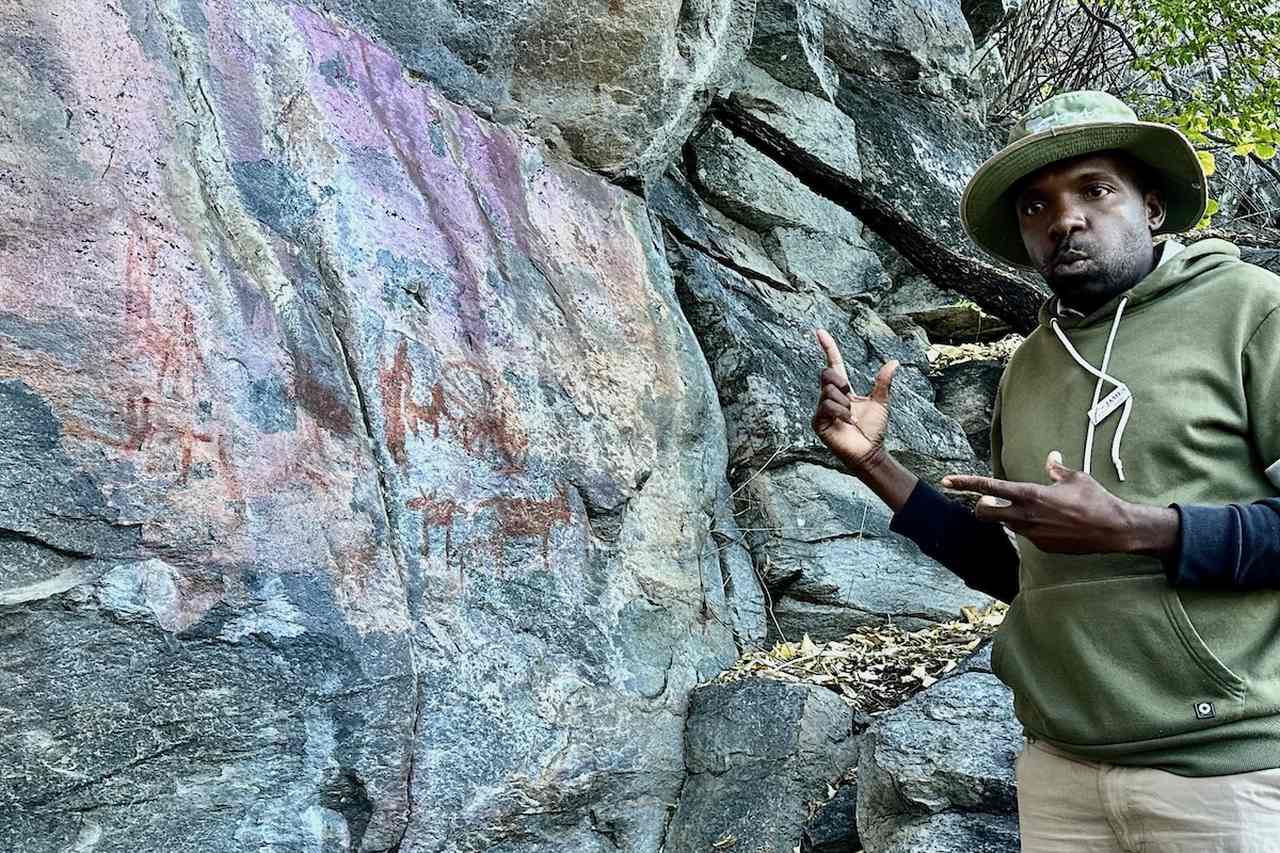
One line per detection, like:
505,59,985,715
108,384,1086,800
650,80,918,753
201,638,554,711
960,122,1207,269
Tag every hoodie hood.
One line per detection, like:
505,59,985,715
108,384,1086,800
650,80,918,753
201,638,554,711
1039,238,1242,331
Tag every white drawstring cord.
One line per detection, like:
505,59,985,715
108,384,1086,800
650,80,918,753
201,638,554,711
1049,297,1132,480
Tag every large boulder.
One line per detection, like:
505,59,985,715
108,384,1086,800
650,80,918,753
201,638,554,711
0,2,762,851
305,0,756,180
815,0,977,97
664,679,862,853
664,236,973,478
743,463,994,640
857,667,1021,853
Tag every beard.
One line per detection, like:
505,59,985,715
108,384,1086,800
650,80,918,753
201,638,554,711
1038,233,1151,312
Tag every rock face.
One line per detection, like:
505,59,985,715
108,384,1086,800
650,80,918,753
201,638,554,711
750,0,838,101
815,0,977,95
932,359,1007,465
0,2,762,850
857,664,1021,853
657,42,995,640
3,0,1061,848
306,0,756,180
742,464,993,641
664,679,862,853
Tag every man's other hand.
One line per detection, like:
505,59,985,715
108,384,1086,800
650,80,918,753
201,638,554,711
942,451,1179,558
811,329,899,473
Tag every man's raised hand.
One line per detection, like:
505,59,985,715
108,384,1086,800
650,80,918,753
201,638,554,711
811,328,899,473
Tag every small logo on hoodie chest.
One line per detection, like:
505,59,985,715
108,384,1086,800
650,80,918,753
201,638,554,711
1089,386,1132,425
1194,701,1216,720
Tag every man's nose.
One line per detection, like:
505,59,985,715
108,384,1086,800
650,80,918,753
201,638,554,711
1047,203,1087,241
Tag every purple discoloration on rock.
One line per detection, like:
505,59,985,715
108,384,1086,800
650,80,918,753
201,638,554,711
205,3,269,162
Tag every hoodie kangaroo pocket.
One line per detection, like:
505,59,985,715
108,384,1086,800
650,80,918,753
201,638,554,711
992,574,1247,748
1162,586,1246,697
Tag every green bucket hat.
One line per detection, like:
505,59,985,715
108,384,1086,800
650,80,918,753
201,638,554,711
960,90,1207,269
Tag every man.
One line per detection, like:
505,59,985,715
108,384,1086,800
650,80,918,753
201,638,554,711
811,91,1280,851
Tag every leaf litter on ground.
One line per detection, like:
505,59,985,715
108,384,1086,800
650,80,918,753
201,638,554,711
716,604,1007,714
927,335,1022,371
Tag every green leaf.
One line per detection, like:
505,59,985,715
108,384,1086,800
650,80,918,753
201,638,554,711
1196,198,1220,230
1197,150,1217,175
1256,143,1277,160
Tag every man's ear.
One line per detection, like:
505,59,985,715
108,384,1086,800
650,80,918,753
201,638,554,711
1145,190,1167,231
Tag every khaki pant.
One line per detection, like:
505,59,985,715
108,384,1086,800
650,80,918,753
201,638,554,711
1017,738,1280,852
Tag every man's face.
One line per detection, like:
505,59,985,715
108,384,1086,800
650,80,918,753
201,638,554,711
1015,152,1166,311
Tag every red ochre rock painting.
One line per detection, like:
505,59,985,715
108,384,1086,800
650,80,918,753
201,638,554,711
408,484,572,575
379,339,528,472
124,220,206,402
407,491,462,564
64,394,244,501
59,219,244,501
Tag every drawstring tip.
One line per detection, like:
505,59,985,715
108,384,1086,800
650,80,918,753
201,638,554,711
1115,461,1126,482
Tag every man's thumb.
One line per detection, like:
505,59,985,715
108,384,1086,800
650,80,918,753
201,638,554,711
870,360,899,405
1045,449,1070,482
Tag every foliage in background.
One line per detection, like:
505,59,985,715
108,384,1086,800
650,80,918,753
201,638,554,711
983,0,1280,228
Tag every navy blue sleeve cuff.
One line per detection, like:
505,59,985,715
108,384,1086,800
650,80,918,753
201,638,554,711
1168,500,1280,588
888,478,956,554
1167,504,1237,587
890,479,1020,604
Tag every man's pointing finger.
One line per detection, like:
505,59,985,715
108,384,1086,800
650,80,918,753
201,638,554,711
816,328,848,381
941,474,1032,502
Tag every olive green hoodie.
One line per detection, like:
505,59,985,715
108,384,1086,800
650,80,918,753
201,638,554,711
990,238,1280,776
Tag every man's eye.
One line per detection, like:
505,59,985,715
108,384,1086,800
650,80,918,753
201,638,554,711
1085,185,1110,198
1022,201,1045,216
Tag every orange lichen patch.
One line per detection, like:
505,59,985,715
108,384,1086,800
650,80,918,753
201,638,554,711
379,339,527,471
